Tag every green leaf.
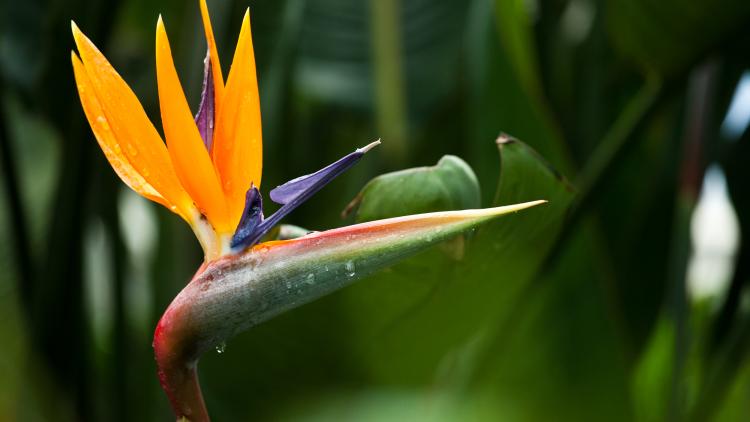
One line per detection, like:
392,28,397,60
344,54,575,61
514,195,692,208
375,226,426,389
345,155,481,223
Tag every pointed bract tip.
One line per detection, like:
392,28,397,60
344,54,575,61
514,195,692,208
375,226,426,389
462,199,547,220
358,139,381,153
70,20,79,35
157,14,164,27
499,199,547,213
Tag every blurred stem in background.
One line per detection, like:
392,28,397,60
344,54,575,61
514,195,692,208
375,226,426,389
573,75,664,216
369,0,408,163
0,81,33,308
666,60,717,421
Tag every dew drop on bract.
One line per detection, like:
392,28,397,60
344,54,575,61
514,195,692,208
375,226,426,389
345,261,356,277
215,342,226,354
305,273,315,285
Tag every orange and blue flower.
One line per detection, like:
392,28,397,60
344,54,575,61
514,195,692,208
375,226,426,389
71,0,377,260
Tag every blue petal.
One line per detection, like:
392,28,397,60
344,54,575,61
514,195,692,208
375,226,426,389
270,140,379,204
194,50,215,151
231,140,380,251
231,185,264,248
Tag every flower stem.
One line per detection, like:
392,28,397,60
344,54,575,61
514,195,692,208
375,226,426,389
154,301,210,422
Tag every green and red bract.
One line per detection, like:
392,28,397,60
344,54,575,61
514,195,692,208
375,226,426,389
153,202,543,421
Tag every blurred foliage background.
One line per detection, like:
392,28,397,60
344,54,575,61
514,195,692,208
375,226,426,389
1,0,750,420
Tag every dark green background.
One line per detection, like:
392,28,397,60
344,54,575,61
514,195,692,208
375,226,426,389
1,0,749,420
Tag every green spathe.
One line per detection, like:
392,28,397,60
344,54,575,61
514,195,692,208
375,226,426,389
154,201,544,420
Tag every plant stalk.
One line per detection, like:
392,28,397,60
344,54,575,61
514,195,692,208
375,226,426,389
370,0,408,162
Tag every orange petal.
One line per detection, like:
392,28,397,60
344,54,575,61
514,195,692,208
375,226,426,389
155,17,231,232
199,0,225,110
71,22,194,220
72,52,169,210
213,9,263,226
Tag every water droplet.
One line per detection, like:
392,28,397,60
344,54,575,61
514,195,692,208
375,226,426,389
215,342,226,354
305,273,315,285
345,261,356,277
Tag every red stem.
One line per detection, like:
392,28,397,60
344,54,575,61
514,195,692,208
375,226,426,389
153,296,210,422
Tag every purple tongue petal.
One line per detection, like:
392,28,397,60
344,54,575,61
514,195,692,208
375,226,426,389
231,185,264,248
194,49,215,151
231,140,381,250
270,140,381,204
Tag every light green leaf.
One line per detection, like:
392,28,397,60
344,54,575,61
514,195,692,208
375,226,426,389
346,155,481,223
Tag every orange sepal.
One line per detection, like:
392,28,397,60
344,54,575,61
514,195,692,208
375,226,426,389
71,22,194,221
212,9,263,226
155,17,231,232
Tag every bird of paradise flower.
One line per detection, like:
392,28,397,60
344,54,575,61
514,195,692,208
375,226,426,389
71,1,545,420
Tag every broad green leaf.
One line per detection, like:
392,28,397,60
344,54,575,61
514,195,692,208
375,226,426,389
346,155,481,222
294,0,468,114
